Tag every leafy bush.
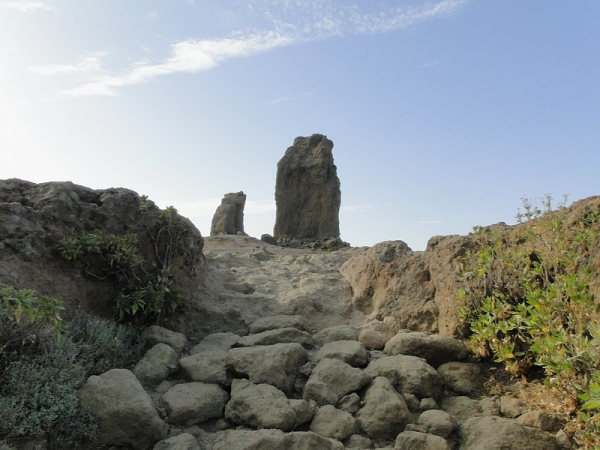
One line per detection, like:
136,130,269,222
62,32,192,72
458,195,600,447
58,198,187,323
0,305,144,449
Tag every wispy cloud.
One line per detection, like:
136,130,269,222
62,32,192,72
4,2,56,13
266,96,294,104
32,0,466,97
29,53,107,76
146,11,159,21
419,61,439,69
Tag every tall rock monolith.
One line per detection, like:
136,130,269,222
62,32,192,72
210,191,247,236
274,134,341,243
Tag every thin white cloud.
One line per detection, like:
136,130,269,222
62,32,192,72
29,53,107,76
33,0,466,97
266,96,294,104
419,61,439,69
4,2,56,13
146,11,159,21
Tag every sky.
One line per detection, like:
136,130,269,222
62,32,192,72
1,1,599,250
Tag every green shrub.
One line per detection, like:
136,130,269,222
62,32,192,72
459,195,600,447
0,307,144,449
58,198,187,324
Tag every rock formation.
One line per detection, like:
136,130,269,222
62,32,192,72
274,134,341,244
210,192,247,236
0,179,205,320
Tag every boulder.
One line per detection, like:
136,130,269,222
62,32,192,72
383,331,468,368
133,343,179,387
284,432,345,450
358,330,392,350
210,192,246,236
198,430,344,450
226,343,307,395
337,393,361,414
224,379,299,431
261,234,278,245
249,315,309,334
500,396,526,418
162,382,229,426
459,416,559,449
304,358,372,406
273,134,341,242
190,332,240,354
314,325,358,343
179,350,231,386
355,377,411,441
364,355,442,399
437,362,485,396
309,405,356,441
152,433,199,450
142,326,188,355
77,369,168,450
345,435,373,449
394,431,451,450
440,396,500,422
516,410,562,432
406,409,456,438
313,340,368,367
236,327,315,348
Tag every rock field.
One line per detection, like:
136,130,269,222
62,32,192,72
78,235,570,450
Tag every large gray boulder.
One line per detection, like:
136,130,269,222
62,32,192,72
355,377,411,441
437,361,485,396
394,431,451,450
440,396,500,422
179,350,231,386
273,134,341,242
152,433,200,450
314,325,358,344
459,416,559,449
226,343,307,395
249,315,309,334
141,326,188,355
133,343,179,387
383,331,468,368
236,327,315,348
313,340,368,367
199,430,344,450
364,355,442,399
190,332,240,354
224,379,300,431
309,405,356,441
304,358,372,406
77,369,168,450
210,192,246,236
162,382,229,426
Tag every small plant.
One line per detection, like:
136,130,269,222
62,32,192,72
459,195,600,447
58,197,188,324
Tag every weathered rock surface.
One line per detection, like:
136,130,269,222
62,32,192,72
249,315,309,334
383,331,468,368
226,343,307,395
304,358,372,406
142,326,188,355
309,405,356,441
77,369,168,450
440,396,500,422
340,241,436,330
133,343,179,387
236,327,315,348
406,409,456,438
198,429,345,450
162,382,229,426
225,379,300,431
394,431,451,450
179,350,231,386
355,377,411,441
314,325,359,343
210,192,246,236
152,433,200,450
364,355,442,399
0,179,205,321
459,415,559,449
437,362,485,396
190,332,240,354
274,134,341,242
312,340,368,367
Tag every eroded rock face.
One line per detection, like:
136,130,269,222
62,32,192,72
0,179,205,321
274,134,341,243
210,192,247,236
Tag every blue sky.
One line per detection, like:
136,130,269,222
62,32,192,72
1,1,599,250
